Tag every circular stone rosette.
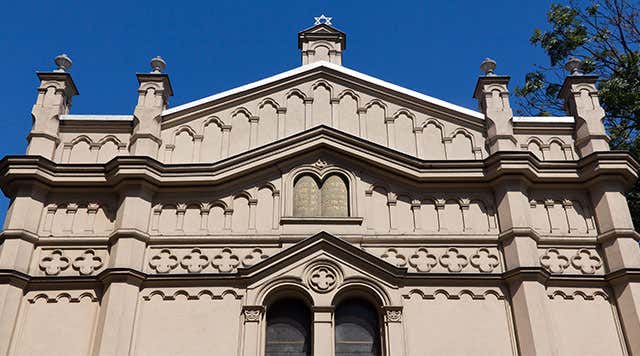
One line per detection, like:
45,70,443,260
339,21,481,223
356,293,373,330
304,261,342,293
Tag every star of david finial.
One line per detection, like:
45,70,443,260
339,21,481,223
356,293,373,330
314,14,333,26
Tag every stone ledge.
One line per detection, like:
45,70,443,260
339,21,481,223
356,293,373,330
280,216,363,225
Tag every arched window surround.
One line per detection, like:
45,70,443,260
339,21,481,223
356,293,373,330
262,288,314,356
283,164,359,219
332,288,385,356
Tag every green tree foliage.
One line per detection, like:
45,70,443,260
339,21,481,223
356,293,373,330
515,0,640,229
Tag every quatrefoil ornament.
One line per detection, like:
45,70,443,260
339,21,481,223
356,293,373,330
180,248,209,273
540,249,569,274
40,249,70,275
242,248,268,267
409,248,437,272
439,248,468,272
72,249,103,275
470,248,499,273
149,249,178,273
307,264,340,293
212,248,240,272
381,248,407,267
571,249,602,274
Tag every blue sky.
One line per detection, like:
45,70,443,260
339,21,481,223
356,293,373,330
0,0,556,218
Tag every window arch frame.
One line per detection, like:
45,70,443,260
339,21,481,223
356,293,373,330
333,297,384,356
332,285,387,356
263,296,313,356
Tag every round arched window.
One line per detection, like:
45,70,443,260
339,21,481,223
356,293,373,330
265,298,312,356
335,299,381,356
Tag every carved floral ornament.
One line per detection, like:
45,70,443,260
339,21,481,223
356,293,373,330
384,307,403,322
39,249,104,276
305,261,343,293
148,248,270,273
243,306,264,322
540,248,603,274
380,247,500,273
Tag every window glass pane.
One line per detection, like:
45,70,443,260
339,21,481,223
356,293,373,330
335,299,381,356
265,298,311,356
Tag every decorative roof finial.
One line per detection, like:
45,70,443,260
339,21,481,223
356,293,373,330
150,56,166,74
54,54,72,72
480,58,497,76
565,56,583,76
314,14,333,26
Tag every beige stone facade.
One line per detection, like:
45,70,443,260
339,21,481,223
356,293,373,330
1,18,639,356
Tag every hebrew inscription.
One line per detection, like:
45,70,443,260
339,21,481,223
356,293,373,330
293,173,348,217
321,175,348,216
293,175,321,216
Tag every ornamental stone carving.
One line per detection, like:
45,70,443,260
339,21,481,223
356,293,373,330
180,248,209,273
72,249,103,275
149,249,179,273
571,249,603,274
308,265,338,292
540,248,570,273
243,306,263,322
212,248,240,272
470,248,499,273
40,249,70,275
384,307,403,322
242,248,268,267
439,248,468,272
409,248,437,272
381,248,407,267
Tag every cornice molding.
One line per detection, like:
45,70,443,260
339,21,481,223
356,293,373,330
0,127,637,196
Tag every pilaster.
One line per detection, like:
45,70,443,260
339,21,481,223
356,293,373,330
383,306,405,356
493,178,556,356
313,306,334,356
589,179,640,355
241,306,264,356
92,183,153,356
0,182,47,355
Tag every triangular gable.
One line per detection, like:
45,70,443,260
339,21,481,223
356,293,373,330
161,61,483,122
298,23,347,49
238,231,407,283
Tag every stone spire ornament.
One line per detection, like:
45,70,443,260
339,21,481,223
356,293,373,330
480,57,497,76
565,56,583,76
314,14,333,25
53,54,72,72
150,56,166,74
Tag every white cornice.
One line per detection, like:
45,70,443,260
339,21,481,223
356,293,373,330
60,114,134,121
161,61,484,120
513,116,574,124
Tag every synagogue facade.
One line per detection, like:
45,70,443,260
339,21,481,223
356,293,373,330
0,17,639,356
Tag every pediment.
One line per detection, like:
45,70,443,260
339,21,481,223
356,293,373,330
238,231,406,285
159,62,487,164
162,62,482,124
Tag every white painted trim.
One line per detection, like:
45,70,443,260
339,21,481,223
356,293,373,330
162,61,484,119
513,116,575,124
60,114,134,121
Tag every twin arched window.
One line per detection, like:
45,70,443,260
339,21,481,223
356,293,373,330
265,298,380,356
293,173,349,217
